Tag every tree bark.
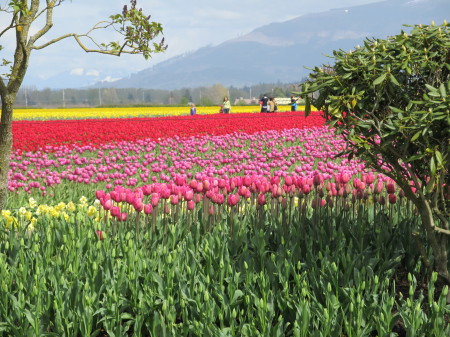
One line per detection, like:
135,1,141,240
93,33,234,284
0,95,13,211
419,199,450,303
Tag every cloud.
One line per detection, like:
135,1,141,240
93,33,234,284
101,76,121,83
70,68,84,76
86,70,100,77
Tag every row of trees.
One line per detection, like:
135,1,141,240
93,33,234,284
13,82,300,108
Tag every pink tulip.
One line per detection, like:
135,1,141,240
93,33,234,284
187,200,195,210
133,200,144,212
170,195,179,205
366,173,375,184
110,206,121,217
184,190,194,201
103,199,113,210
151,193,160,206
227,194,238,207
96,190,105,199
209,204,215,215
257,193,266,206
144,204,153,214
126,193,135,204
340,172,350,184
313,174,324,187
285,176,293,186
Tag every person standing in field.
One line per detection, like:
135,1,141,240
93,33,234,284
222,96,231,114
260,94,269,113
273,98,278,112
268,97,275,113
190,103,196,115
290,95,297,112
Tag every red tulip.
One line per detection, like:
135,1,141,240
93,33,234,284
388,193,397,204
386,183,396,194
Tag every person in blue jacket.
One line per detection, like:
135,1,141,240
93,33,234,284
290,96,297,111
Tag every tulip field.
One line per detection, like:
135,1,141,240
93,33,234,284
1,107,449,336
13,105,267,121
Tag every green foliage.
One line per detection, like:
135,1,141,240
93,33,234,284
298,22,450,240
1,195,449,336
7,0,29,16
106,0,167,60
179,96,189,105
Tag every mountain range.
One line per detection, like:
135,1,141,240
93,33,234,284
32,0,450,90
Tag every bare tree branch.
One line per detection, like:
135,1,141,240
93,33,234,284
27,0,58,48
0,11,19,38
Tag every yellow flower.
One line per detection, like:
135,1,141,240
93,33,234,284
19,207,27,216
1,210,11,218
2,213,18,229
13,106,263,121
50,208,60,218
66,202,76,212
62,212,70,221
25,211,33,221
37,204,50,216
55,202,67,212
29,198,38,208
87,206,98,218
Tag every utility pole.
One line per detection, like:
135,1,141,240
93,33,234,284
62,89,65,108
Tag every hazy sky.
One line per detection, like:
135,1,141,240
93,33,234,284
1,0,384,85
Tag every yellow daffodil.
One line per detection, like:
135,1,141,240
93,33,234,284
66,202,76,212
29,197,38,208
87,206,98,218
55,202,67,212
62,212,70,221
1,210,11,218
18,207,27,216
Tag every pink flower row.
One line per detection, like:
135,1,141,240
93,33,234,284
8,127,369,197
96,171,401,221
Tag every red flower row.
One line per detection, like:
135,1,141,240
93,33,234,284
12,111,324,152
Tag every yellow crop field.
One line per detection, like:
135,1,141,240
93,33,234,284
13,105,307,121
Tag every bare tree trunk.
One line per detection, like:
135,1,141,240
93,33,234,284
0,95,13,211
419,200,450,303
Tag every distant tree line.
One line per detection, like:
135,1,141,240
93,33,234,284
13,82,304,108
